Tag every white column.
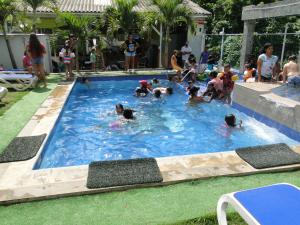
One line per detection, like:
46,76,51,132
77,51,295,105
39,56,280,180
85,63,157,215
240,20,256,72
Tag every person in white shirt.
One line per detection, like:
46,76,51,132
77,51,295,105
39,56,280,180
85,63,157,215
257,43,279,82
181,42,192,63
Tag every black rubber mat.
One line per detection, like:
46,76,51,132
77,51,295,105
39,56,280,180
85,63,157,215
87,158,163,189
0,134,46,163
236,143,300,169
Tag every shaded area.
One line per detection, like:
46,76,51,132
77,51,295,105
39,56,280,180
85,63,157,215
1,170,300,225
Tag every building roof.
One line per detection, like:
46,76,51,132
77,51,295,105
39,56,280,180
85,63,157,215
27,0,210,17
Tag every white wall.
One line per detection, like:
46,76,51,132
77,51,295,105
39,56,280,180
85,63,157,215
187,19,206,61
0,34,52,73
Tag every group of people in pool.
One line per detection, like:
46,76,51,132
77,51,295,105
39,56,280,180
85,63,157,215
113,77,242,128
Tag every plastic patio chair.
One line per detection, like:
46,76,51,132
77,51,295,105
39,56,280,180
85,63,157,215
0,74,38,91
217,183,300,225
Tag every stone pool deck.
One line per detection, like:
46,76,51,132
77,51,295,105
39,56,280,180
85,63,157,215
0,75,300,204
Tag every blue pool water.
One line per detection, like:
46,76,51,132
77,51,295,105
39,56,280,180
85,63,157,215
35,76,299,169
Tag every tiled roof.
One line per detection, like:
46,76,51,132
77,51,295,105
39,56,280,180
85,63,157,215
28,0,210,16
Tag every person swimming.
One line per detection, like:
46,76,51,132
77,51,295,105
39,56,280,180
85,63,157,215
151,78,160,88
153,87,173,95
123,109,135,119
154,89,162,98
225,114,242,128
188,86,204,102
115,104,124,115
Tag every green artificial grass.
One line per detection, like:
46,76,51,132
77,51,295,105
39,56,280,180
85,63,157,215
1,170,300,225
0,91,29,117
0,74,62,153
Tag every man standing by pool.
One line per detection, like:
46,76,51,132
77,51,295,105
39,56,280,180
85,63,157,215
181,42,192,63
199,46,209,72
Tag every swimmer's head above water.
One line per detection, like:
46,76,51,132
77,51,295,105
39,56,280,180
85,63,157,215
225,114,242,127
123,109,134,119
154,89,161,98
115,104,124,114
166,87,173,95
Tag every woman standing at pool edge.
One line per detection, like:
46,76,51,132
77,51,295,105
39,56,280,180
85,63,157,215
27,33,47,87
257,43,279,82
122,34,139,72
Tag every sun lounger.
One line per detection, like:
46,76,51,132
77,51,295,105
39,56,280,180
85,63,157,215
217,183,300,225
0,74,38,91
0,86,8,101
0,70,29,74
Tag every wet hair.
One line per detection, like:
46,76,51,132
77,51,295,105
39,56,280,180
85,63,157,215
152,78,159,84
263,43,273,53
116,104,124,111
166,87,173,95
154,89,161,98
135,87,142,94
288,55,297,61
29,33,43,56
123,109,134,119
209,71,218,78
225,114,236,127
189,86,199,97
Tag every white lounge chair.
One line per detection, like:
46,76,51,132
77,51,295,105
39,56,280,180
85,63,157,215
0,86,8,101
0,74,38,91
217,183,300,225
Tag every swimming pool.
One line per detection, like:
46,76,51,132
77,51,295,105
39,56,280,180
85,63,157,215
34,76,299,169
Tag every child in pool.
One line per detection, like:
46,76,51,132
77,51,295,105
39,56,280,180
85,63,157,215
189,86,212,103
225,114,242,128
115,104,124,115
153,87,173,95
186,80,194,92
151,78,160,88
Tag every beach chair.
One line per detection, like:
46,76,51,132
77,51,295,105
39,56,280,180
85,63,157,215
0,74,38,91
0,86,8,101
217,183,300,225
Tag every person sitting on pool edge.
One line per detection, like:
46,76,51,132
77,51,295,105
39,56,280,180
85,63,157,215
225,114,242,128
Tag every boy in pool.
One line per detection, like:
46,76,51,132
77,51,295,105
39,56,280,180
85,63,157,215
225,114,242,128
154,89,162,98
151,78,160,88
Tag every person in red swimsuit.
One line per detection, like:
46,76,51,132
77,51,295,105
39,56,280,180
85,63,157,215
219,64,234,104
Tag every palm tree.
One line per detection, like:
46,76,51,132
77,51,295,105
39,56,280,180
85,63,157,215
57,12,96,71
152,0,195,67
104,0,138,39
0,0,17,68
22,0,56,32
